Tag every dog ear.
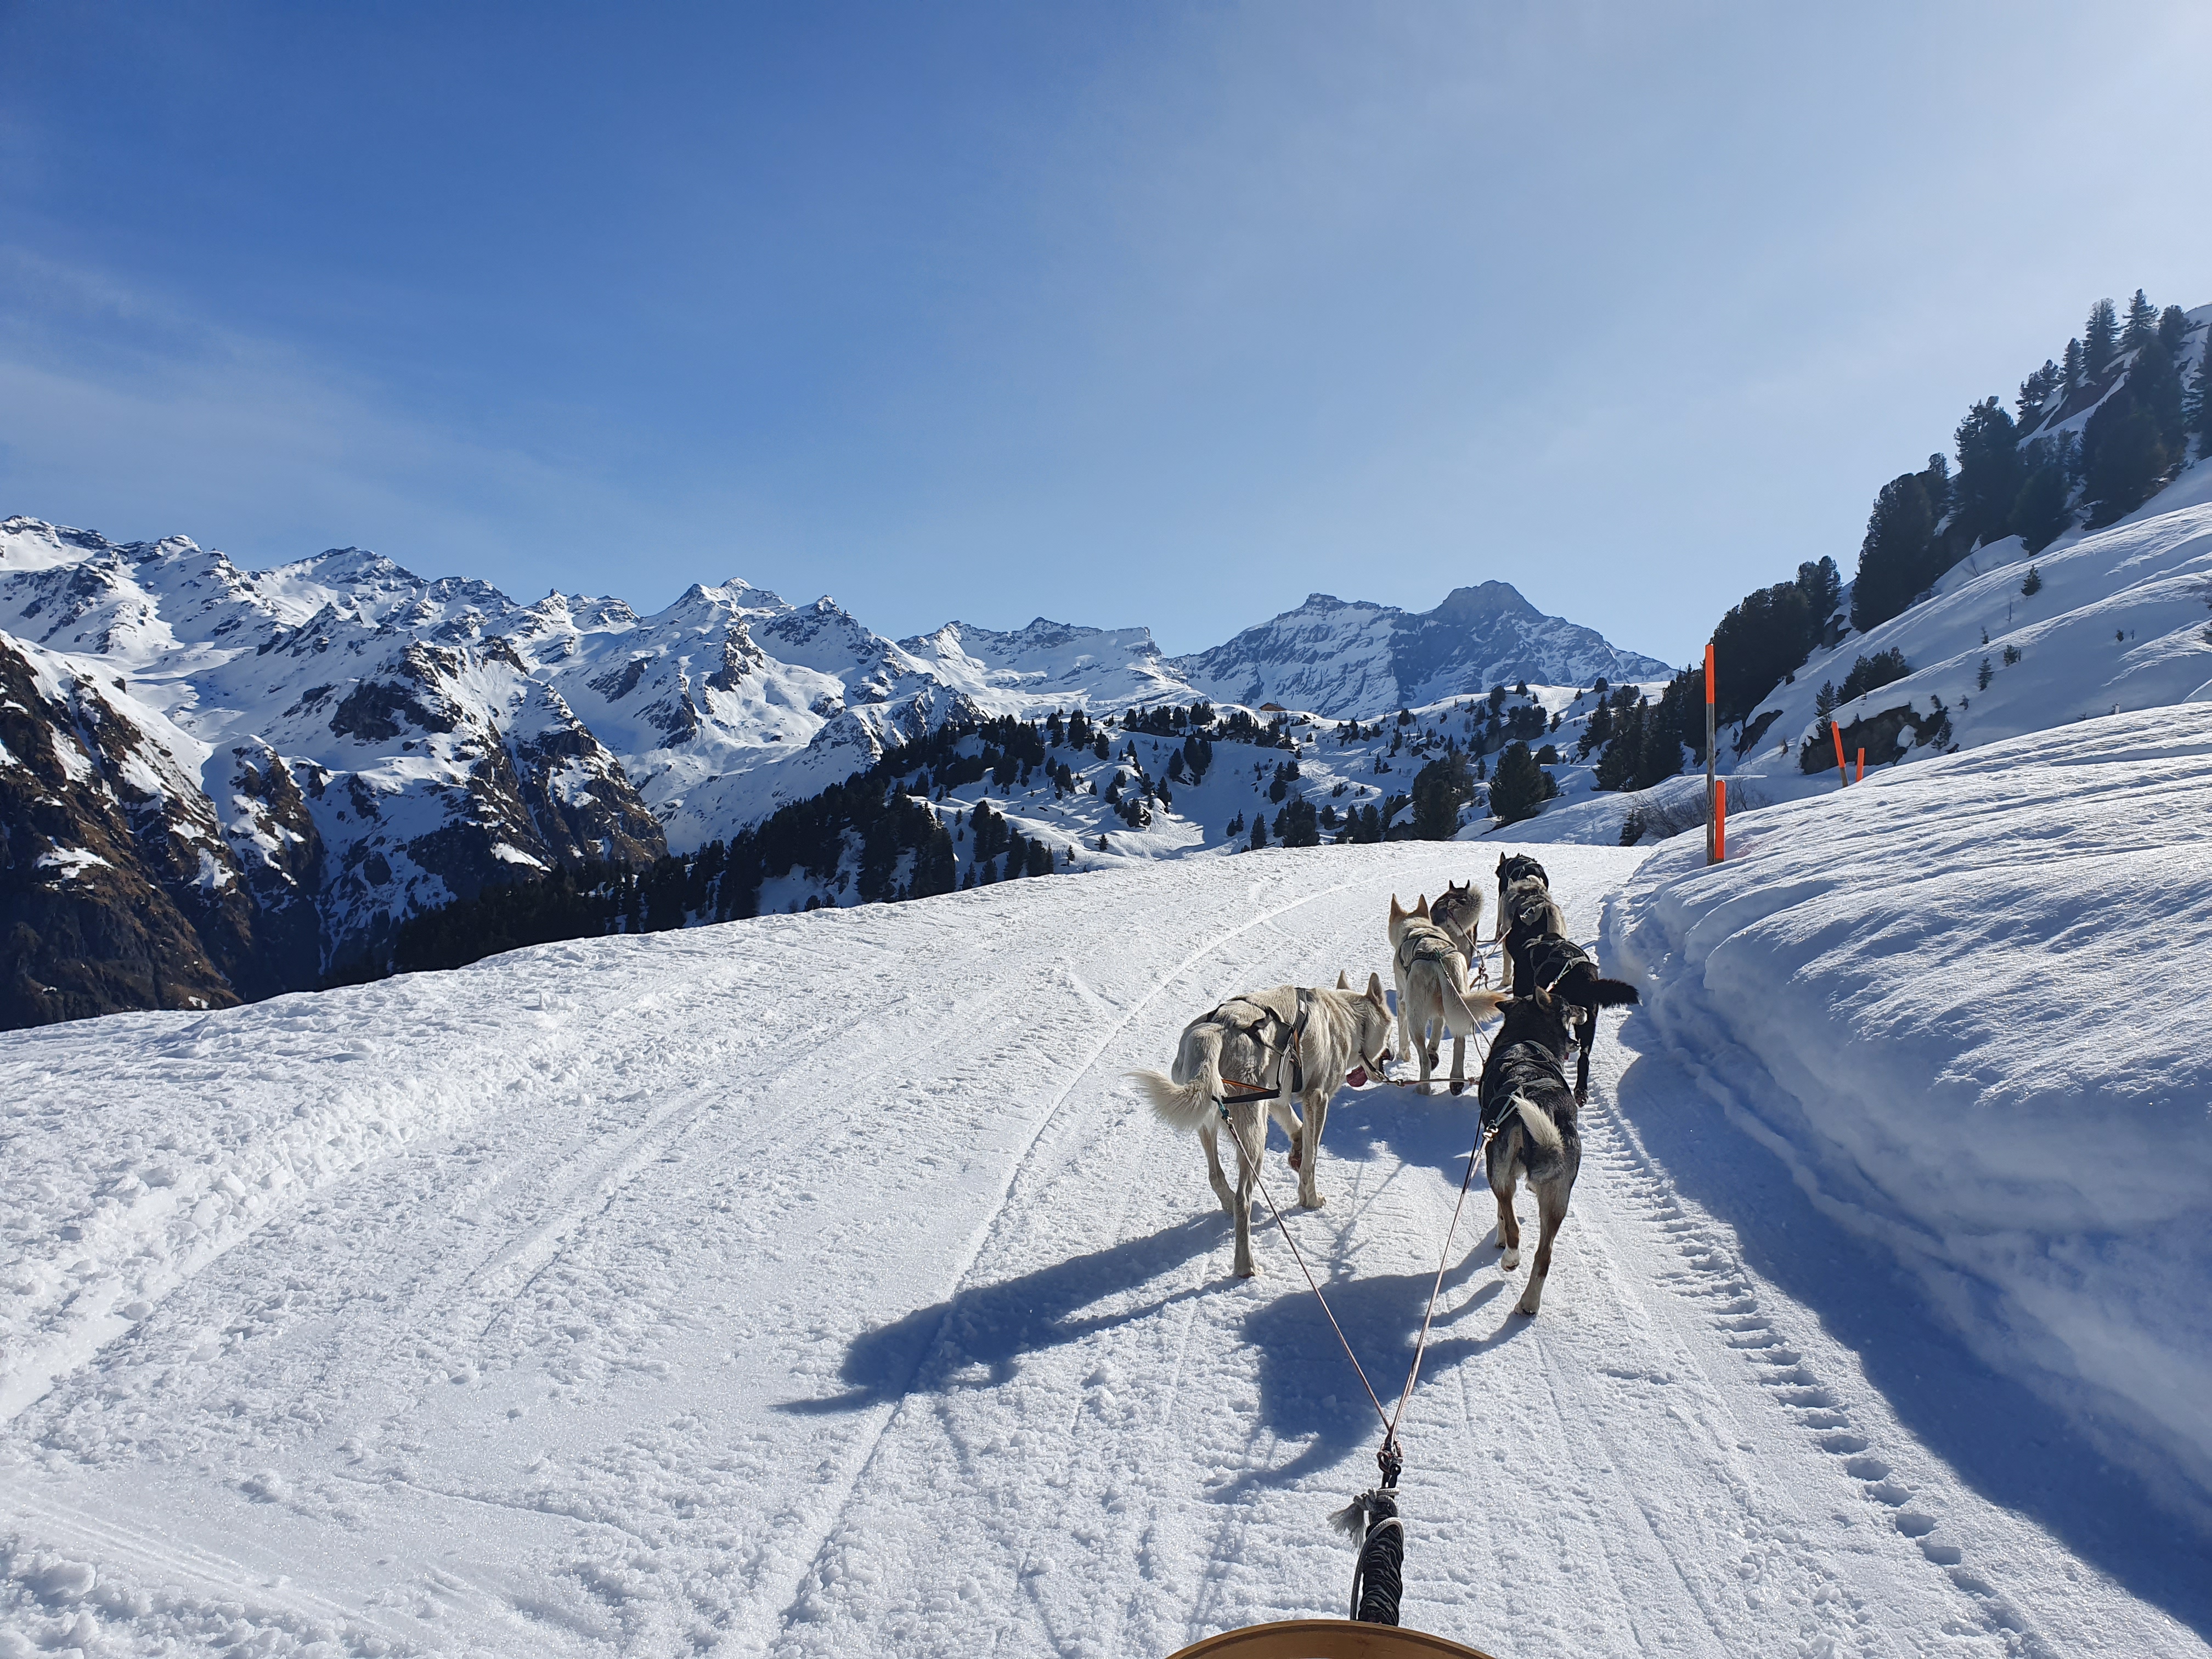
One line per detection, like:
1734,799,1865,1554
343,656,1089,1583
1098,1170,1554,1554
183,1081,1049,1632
1367,970,1387,1007
1390,894,1406,921
1336,968,1351,990
1416,894,1431,918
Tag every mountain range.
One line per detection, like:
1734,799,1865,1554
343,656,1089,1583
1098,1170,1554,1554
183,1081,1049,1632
0,516,1666,1024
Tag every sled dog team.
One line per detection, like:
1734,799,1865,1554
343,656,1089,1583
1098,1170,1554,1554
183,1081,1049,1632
1132,855,1639,1315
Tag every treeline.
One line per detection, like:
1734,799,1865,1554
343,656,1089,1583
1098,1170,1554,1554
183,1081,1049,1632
370,697,1326,979
1696,286,2210,742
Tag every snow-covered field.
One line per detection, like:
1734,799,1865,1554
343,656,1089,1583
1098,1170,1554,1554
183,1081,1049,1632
1610,702,2212,1532
6,827,2208,1657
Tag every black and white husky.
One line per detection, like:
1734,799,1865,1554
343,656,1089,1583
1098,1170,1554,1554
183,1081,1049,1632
1520,933,1641,1104
1497,875,1564,993
1476,989,1584,1317
1132,978,1395,1279
1493,854,1550,943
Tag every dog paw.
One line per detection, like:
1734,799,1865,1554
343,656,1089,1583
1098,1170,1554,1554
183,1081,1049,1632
1300,1192,1327,1210
1449,1080,1466,1096
1500,1249,1521,1270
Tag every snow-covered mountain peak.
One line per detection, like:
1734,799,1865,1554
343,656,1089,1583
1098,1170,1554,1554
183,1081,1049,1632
1173,582,1668,717
1432,580,1545,624
900,616,1184,715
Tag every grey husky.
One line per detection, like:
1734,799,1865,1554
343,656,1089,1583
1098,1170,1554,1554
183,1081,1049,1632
1425,879,1487,978
1132,978,1394,1278
1387,894,1509,1094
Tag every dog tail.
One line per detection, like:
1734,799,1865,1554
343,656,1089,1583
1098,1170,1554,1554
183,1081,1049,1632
1130,1025,1224,1134
1509,1090,1563,1155
1438,979,1511,1039
1583,977,1641,1008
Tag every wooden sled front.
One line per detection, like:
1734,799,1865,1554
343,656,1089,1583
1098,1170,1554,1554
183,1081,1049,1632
1167,1620,1500,1659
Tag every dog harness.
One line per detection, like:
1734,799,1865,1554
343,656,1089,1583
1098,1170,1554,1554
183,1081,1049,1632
1396,931,1462,973
1478,1040,1572,1137
1205,988,1313,1108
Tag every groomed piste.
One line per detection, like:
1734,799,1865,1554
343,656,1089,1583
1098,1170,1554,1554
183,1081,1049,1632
4,710,2210,1655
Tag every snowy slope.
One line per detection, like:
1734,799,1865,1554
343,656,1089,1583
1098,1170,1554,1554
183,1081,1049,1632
4,844,2204,1656
1609,703,2212,1530
898,619,1193,715
1718,469,2212,804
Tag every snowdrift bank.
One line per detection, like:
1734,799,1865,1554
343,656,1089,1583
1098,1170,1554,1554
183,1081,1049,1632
1607,702,2212,1525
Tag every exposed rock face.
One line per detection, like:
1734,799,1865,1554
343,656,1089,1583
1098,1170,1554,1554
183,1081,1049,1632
0,637,242,1025
0,514,1668,1027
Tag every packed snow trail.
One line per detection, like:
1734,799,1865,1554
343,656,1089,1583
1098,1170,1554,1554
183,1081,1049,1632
1,845,2203,1656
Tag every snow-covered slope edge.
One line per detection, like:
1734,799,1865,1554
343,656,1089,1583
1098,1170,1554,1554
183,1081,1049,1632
1721,472,2212,805
1606,703,2212,1527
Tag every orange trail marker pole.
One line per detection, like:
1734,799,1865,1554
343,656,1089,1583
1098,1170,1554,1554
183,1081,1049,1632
1713,778,1726,861
1704,643,1718,865
1831,720,1848,786
1856,747,1865,783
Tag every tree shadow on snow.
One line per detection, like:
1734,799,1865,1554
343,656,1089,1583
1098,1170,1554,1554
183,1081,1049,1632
1608,1034,2212,1639
777,1214,1224,1415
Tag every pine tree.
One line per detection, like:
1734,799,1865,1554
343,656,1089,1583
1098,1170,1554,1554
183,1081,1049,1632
1850,471,1938,631
2021,564,2042,596
2080,346,2178,528
2191,329,2212,456
1977,657,1994,690
2084,299,2120,380
1921,452,1953,520
2016,360,2062,424
1409,752,1473,838
2010,461,2071,553
2131,330,2186,452
1711,579,1815,723
2083,402,2169,526
1952,396,2022,549
1489,742,1547,825
2159,305,2191,356
2122,289,2159,353
2059,337,2085,399
1798,555,1842,634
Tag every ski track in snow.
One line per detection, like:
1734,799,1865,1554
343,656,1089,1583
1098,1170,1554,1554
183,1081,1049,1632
1,845,2204,1657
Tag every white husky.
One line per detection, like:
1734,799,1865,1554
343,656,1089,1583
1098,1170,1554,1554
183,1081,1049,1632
1131,977,1395,1279
1388,894,1510,1094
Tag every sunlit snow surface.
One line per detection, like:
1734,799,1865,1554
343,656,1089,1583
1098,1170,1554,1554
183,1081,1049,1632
3,838,2207,1656
1610,702,2212,1530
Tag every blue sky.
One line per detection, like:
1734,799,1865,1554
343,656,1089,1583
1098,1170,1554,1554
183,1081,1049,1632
3,2,2208,661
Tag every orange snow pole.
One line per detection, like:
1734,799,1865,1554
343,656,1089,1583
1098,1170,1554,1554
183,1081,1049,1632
1831,720,1848,786
1713,778,1726,861
1855,747,1865,783
1703,643,1718,865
